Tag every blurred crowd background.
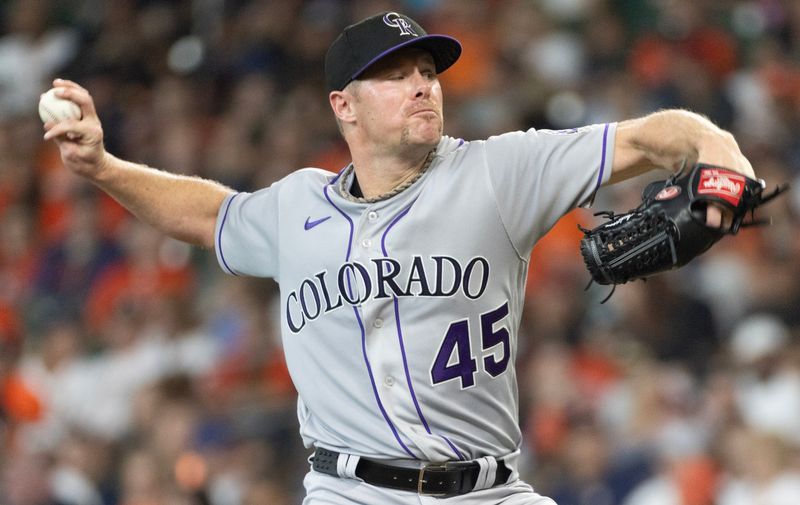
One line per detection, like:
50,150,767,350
1,0,799,504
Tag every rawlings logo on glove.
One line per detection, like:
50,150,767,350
579,163,788,301
697,169,745,205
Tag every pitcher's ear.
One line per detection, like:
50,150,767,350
329,88,358,124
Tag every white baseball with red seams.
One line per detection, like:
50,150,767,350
38,88,82,124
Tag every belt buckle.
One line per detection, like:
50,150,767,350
417,463,449,496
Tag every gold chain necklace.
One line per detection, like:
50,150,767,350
338,150,435,204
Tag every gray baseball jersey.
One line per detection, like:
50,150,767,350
214,123,616,463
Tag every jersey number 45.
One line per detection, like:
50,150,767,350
430,302,510,389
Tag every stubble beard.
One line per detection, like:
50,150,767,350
400,121,443,149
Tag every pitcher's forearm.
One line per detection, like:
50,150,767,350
93,153,233,247
611,110,754,184
42,80,234,248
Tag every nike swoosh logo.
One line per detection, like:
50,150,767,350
304,215,331,230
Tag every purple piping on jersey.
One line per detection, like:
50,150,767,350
323,184,418,459
352,304,416,459
326,169,356,300
217,193,240,276
595,123,610,191
330,165,348,185
323,186,354,262
381,202,465,461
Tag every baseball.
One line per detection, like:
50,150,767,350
38,88,81,124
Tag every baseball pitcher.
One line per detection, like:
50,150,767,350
44,11,770,505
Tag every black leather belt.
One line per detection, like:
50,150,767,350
312,447,512,497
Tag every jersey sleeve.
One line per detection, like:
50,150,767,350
214,184,282,278
483,122,616,256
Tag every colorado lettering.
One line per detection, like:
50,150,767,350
285,255,490,333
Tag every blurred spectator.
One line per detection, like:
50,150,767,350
548,421,643,505
2,451,66,505
608,275,720,378
622,453,718,505
49,432,109,505
717,429,800,505
0,0,79,118
32,191,122,328
729,314,800,445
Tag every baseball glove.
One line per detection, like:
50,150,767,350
579,162,787,300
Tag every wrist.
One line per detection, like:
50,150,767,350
696,132,755,179
92,151,118,184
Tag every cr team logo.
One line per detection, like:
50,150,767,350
383,12,418,36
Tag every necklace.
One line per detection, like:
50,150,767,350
338,150,435,204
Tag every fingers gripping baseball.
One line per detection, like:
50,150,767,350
42,79,107,179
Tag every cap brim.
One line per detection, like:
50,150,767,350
350,34,462,82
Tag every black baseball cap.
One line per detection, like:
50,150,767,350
324,12,462,93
